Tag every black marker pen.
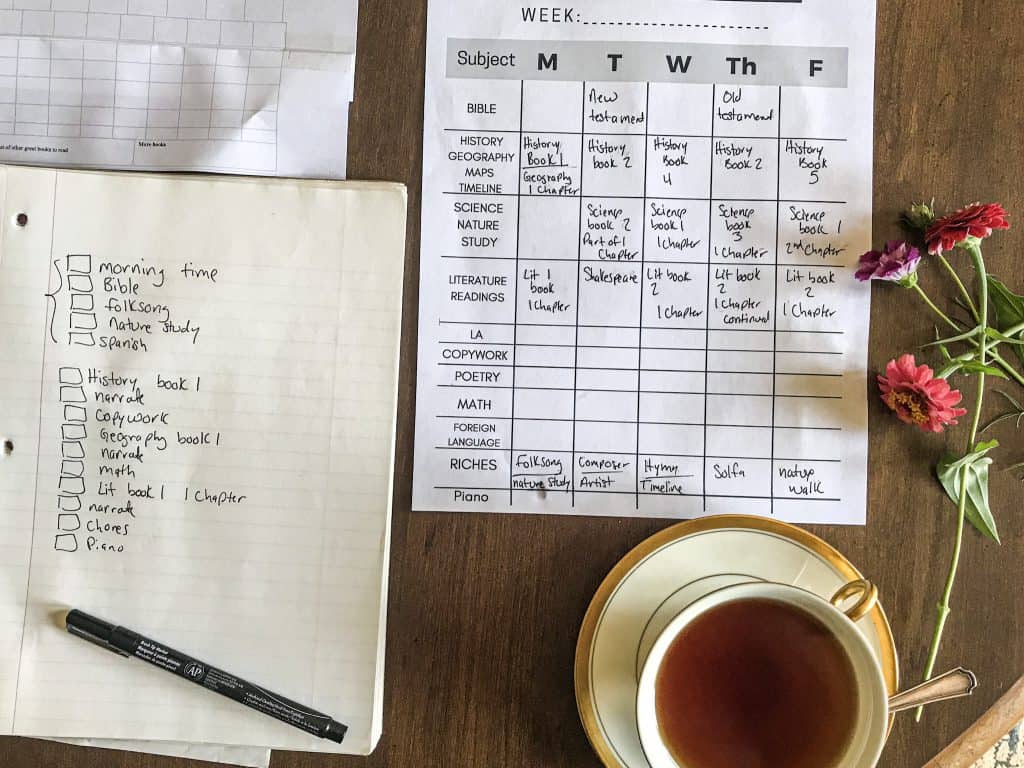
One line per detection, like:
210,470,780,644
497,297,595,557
64,609,347,743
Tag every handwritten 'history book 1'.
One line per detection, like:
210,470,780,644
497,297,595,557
0,166,407,755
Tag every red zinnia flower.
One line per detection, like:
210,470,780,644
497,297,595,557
878,354,967,433
925,203,1010,255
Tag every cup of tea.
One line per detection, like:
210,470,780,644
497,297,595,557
636,580,889,768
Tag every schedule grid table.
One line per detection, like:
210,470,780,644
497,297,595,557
418,37,870,521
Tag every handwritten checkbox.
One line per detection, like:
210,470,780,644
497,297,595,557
67,275,93,292
60,386,87,403
58,476,85,494
58,367,83,385
62,424,86,441
61,460,84,477
54,534,78,552
64,405,87,423
70,293,94,311
57,514,81,532
65,254,92,274
70,312,98,331
62,440,85,459
57,494,81,512
68,331,95,347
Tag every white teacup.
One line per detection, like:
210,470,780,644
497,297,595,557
636,580,889,768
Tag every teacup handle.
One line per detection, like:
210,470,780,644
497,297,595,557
830,579,878,622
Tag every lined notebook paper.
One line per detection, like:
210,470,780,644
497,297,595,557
48,738,271,768
0,166,406,755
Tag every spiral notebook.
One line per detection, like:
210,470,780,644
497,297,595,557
0,165,406,757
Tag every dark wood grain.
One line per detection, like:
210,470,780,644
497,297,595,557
3,1,1022,766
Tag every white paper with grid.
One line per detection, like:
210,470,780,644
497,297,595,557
0,0,357,177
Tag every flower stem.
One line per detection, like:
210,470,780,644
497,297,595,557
916,468,969,723
938,253,981,323
969,243,990,438
916,241,990,721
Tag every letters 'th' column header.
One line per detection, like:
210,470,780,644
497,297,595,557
446,40,848,88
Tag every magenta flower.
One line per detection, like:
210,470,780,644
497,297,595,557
855,240,922,286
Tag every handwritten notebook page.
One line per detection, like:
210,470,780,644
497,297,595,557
47,739,271,768
0,166,406,754
0,172,271,768
0,163,48,735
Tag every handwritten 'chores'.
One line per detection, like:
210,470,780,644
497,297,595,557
413,0,876,523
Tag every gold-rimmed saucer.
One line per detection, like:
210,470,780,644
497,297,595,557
574,515,899,768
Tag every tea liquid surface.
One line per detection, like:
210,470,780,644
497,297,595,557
654,598,859,768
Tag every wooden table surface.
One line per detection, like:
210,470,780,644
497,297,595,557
3,1,1023,766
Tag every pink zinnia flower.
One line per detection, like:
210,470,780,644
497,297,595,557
925,203,1010,255
855,240,922,285
878,354,967,433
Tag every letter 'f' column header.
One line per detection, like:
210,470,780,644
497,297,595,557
448,40,847,88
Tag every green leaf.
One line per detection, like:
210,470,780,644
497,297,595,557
989,277,1024,365
990,277,1024,326
948,440,999,469
956,360,1008,378
986,328,1024,346
923,324,985,348
982,391,1024,432
983,411,1024,431
997,390,1024,411
937,441,1002,543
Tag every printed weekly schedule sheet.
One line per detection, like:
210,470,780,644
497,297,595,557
413,0,878,524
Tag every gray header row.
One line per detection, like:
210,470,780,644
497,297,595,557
447,40,848,88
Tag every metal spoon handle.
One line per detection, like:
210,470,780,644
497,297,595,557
889,668,978,713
